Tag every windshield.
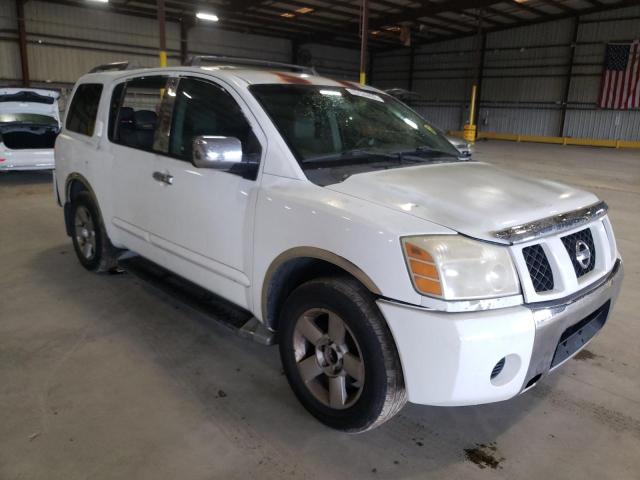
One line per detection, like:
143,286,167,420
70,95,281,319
0,113,58,126
250,84,460,166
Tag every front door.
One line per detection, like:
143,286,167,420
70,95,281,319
147,76,264,309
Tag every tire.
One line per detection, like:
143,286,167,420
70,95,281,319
70,191,119,273
279,276,407,433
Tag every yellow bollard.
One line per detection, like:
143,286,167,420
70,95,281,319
463,124,477,143
464,84,478,143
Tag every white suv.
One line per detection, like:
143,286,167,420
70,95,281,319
54,59,623,432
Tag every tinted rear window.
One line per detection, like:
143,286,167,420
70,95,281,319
66,84,103,136
0,91,55,104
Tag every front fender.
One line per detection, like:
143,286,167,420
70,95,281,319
251,174,454,320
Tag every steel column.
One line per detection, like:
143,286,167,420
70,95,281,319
559,16,580,137
180,17,190,65
473,33,486,128
359,0,369,85
157,0,167,66
16,0,30,87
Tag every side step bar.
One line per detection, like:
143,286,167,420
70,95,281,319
238,317,277,346
118,254,276,346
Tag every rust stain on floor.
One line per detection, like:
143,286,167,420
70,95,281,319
464,442,504,470
574,349,601,361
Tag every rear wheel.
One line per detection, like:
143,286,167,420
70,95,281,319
279,277,407,432
70,192,119,272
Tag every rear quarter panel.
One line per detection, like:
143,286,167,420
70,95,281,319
55,80,120,245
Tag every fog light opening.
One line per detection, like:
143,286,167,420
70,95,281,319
491,357,506,380
490,354,521,386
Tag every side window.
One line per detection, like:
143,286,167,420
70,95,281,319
66,83,103,136
169,77,261,163
112,76,168,153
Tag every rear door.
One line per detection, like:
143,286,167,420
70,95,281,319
109,75,171,254
147,76,265,308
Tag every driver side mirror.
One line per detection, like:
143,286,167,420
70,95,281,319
192,135,258,179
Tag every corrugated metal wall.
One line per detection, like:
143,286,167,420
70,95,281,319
189,27,290,63
0,0,22,83
564,6,640,140
414,36,477,131
1,0,182,87
370,49,411,89
373,5,640,141
0,0,361,101
2,1,638,141
0,1,364,86
297,43,360,79
0,2,262,86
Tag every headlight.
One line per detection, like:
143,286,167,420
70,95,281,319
401,235,520,300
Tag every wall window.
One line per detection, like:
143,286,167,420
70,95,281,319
66,83,103,136
112,76,169,153
170,77,261,163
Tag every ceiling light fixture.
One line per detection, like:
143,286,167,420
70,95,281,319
295,7,314,14
280,12,295,18
196,12,219,22
87,0,109,3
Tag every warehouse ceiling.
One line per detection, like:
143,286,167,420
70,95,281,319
42,0,637,49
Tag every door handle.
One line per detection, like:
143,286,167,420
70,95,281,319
152,171,174,185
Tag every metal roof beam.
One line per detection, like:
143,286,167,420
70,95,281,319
506,0,546,16
368,0,504,29
485,6,523,22
407,0,638,48
536,0,577,13
453,10,505,27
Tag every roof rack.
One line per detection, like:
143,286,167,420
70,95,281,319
89,61,130,74
186,55,316,75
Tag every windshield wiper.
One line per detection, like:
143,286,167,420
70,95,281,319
393,145,457,158
302,149,398,164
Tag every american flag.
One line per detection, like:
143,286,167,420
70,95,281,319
599,40,640,109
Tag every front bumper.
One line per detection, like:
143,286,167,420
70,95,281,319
378,259,623,406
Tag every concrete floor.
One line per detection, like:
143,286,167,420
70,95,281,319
1,141,639,480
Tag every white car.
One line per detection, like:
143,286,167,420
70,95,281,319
54,59,623,432
0,88,60,171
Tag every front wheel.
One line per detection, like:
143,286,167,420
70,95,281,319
279,277,407,432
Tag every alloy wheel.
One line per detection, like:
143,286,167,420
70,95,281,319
74,205,96,260
293,308,365,409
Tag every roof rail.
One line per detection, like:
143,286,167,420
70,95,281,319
89,61,130,74
186,55,316,75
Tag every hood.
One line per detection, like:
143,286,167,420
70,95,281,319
326,161,599,243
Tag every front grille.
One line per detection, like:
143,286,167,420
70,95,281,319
561,228,596,277
522,244,554,292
